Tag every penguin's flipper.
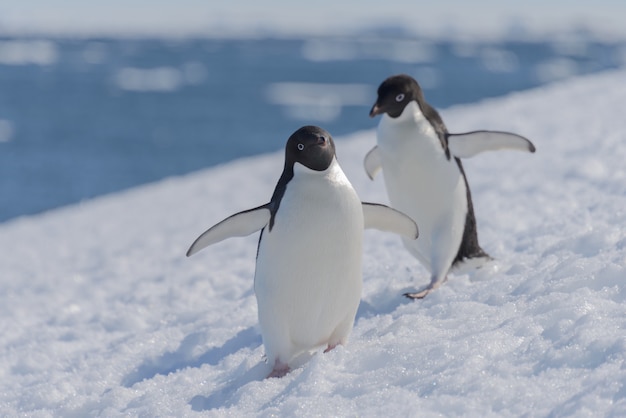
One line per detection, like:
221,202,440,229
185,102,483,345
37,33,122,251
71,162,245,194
362,202,419,240
447,130,536,159
187,205,271,256
363,146,382,180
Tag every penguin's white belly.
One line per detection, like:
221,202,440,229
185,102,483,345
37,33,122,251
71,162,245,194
377,122,468,274
254,168,363,364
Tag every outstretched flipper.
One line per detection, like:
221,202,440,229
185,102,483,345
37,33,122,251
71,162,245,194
362,202,419,240
186,205,271,257
446,130,536,159
363,146,382,180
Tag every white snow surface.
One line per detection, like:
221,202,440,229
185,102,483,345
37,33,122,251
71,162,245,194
2,70,626,417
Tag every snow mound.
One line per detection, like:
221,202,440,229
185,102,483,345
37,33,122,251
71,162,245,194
1,70,626,416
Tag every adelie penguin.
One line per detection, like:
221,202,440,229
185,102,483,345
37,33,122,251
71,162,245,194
187,125,419,378
365,74,536,299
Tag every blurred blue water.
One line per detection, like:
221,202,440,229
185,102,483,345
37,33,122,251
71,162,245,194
0,36,623,222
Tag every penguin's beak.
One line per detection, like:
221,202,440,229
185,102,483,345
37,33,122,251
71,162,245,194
369,102,383,118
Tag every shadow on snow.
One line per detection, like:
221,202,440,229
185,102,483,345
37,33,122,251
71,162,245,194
121,326,261,388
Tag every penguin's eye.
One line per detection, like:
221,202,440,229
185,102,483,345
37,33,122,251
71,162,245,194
395,93,405,102
297,143,305,151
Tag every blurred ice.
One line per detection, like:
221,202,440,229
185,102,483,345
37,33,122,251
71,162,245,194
114,63,207,92
301,39,357,61
266,82,372,122
115,67,183,92
0,40,58,66
301,38,435,63
0,119,14,143
534,58,579,83
452,41,479,58
550,37,589,57
481,47,519,73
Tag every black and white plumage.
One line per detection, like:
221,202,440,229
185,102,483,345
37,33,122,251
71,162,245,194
188,125,418,377
366,74,535,299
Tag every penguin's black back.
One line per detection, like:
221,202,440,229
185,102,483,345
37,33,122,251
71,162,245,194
452,158,489,265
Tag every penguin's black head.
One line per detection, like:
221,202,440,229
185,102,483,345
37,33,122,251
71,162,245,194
285,125,336,171
370,74,424,119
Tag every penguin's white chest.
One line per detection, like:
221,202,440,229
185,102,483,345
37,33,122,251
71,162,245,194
376,105,468,270
254,161,363,363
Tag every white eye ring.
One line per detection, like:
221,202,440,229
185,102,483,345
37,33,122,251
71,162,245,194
297,143,304,151
395,93,405,102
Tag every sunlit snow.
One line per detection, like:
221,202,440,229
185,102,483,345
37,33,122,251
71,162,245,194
1,70,625,416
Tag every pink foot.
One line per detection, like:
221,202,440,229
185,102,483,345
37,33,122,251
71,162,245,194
404,277,448,300
267,360,290,378
404,288,431,299
324,343,338,353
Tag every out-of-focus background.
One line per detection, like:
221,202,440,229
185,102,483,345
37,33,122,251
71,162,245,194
1,0,625,222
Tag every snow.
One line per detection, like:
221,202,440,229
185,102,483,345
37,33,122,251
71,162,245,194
2,70,626,416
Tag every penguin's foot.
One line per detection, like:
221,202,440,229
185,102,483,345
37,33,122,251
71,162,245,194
404,276,447,299
267,360,290,379
403,289,431,299
323,343,338,353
